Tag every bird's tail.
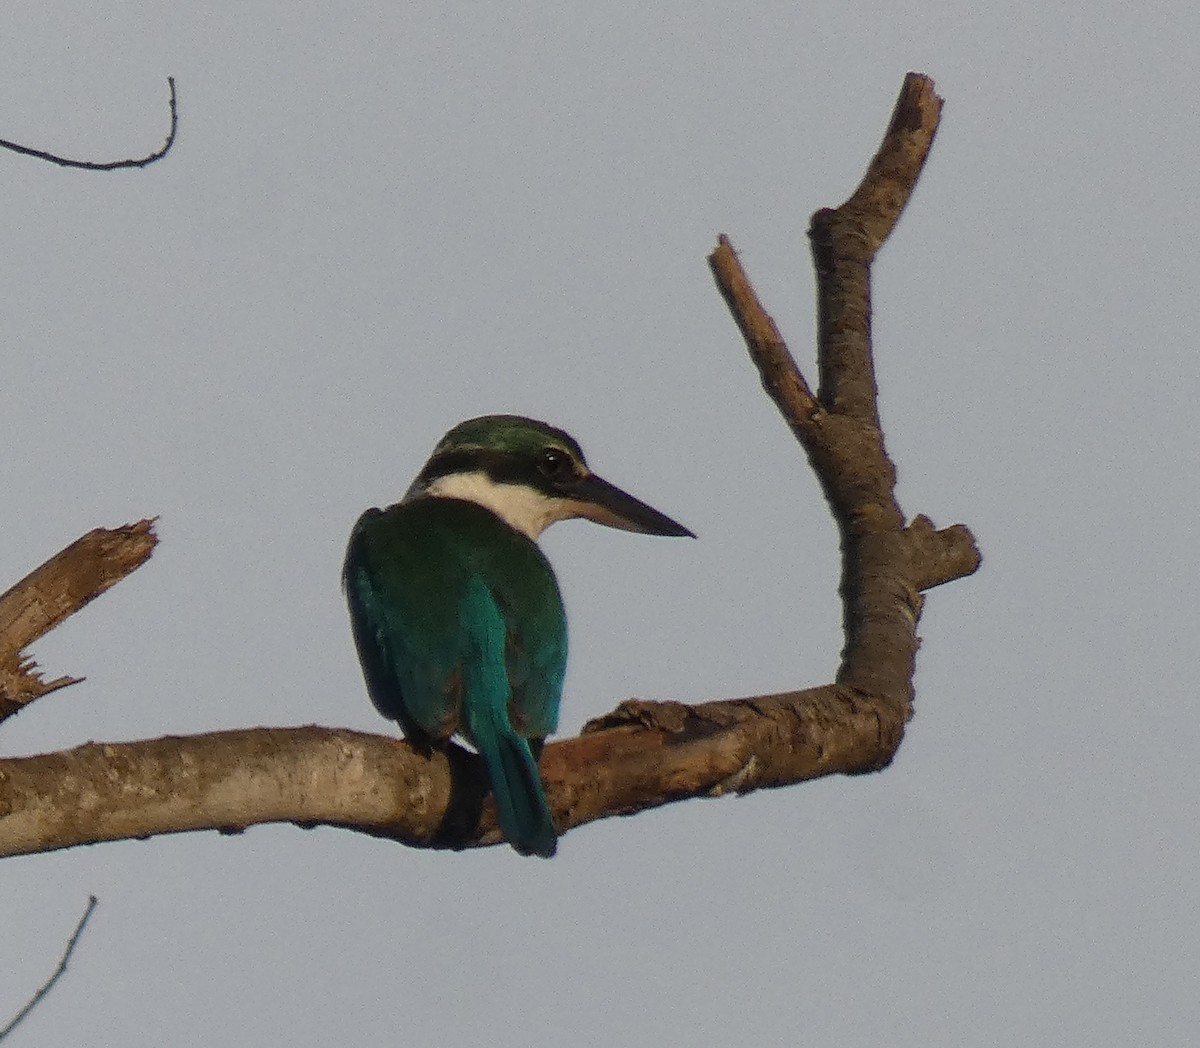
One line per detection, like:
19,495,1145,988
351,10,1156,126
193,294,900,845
469,707,557,858
484,728,558,858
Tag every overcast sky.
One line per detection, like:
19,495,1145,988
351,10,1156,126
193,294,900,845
1,3,1196,1046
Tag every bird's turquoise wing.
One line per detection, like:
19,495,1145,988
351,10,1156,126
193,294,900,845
472,539,567,742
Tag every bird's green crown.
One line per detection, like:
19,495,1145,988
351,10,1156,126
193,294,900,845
415,415,588,495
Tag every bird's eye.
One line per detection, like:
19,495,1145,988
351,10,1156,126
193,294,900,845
539,448,573,480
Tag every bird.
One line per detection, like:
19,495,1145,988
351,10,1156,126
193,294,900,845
343,415,693,858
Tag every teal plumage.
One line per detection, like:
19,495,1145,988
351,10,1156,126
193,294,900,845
344,498,565,857
344,415,693,858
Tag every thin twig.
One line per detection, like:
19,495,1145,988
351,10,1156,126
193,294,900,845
0,896,98,1041
0,77,177,170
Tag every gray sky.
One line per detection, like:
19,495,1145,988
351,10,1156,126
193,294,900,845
1,3,1196,1045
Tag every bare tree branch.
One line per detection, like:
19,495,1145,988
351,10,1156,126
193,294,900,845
0,896,98,1041
710,71,957,716
0,694,898,858
0,72,980,858
0,77,177,170
0,521,158,722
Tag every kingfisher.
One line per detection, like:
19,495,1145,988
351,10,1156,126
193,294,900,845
343,415,693,858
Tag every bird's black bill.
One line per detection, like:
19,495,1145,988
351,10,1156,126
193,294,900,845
568,473,694,538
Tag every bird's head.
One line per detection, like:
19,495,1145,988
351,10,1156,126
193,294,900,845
407,414,694,542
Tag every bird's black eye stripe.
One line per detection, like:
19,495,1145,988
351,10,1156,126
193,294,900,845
418,445,581,489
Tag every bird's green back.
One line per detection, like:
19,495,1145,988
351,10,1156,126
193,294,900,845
343,497,567,744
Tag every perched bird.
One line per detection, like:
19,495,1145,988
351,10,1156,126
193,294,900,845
343,415,693,857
